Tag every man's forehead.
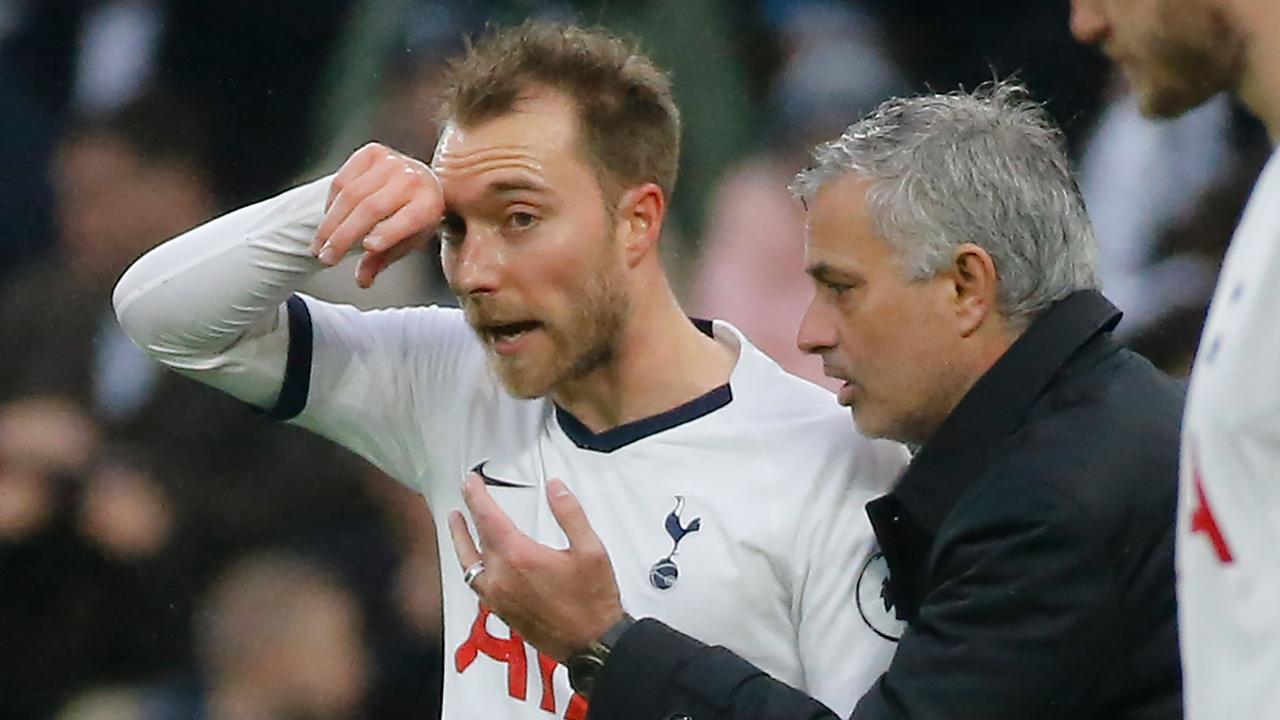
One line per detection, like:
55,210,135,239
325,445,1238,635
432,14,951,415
433,130,542,175
433,92,581,163
802,182,900,270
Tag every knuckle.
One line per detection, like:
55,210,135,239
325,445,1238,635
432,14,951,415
403,201,436,228
405,161,431,182
363,193,398,218
505,547,534,572
417,191,446,220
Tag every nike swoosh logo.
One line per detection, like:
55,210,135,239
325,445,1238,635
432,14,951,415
471,461,534,488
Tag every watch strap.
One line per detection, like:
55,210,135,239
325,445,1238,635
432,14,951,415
599,612,637,650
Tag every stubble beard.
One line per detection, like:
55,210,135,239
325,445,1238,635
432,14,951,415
1133,8,1247,118
487,252,631,401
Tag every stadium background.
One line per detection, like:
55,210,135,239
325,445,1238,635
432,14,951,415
0,1,1268,718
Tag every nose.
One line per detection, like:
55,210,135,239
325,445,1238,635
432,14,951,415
1068,0,1109,44
797,295,837,356
444,231,503,297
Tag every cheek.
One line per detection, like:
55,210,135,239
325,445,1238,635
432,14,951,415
853,292,944,371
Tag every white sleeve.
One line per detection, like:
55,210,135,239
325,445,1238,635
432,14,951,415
113,174,476,483
113,175,334,407
283,297,478,482
793,438,908,716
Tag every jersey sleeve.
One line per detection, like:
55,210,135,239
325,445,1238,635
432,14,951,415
113,174,478,485
792,437,908,717
113,175,333,408
282,296,478,482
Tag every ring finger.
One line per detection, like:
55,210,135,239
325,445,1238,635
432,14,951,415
448,510,487,593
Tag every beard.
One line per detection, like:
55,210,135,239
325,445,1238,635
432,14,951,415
462,242,631,400
1128,7,1246,118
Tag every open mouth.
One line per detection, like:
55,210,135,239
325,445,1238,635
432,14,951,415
482,320,543,352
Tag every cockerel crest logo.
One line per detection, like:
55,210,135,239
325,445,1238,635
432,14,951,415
649,496,702,590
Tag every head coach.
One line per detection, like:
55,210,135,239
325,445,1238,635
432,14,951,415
449,82,1186,720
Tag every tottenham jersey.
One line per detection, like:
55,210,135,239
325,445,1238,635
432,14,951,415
112,176,909,720
1178,147,1280,720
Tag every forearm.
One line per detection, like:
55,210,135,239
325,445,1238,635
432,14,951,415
113,175,332,406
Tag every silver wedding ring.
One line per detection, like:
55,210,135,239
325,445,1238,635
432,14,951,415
463,560,486,589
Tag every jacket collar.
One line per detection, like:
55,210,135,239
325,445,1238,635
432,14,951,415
890,289,1122,533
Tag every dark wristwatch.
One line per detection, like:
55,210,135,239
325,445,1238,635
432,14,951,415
567,612,636,699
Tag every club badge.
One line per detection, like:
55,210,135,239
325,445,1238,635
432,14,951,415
855,551,905,641
649,495,701,590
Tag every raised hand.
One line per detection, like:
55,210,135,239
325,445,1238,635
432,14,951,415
311,142,445,288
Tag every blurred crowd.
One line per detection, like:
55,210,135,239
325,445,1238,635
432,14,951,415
0,1,1269,719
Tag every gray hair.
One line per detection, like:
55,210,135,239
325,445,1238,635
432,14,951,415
790,81,1099,325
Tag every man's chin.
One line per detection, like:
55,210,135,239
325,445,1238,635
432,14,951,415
494,375,548,400
1135,89,1199,119
1132,72,1225,119
849,410,885,440
500,383,547,400
492,362,554,400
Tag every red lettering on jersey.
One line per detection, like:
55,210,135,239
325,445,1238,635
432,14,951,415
564,691,589,720
455,604,590,717
537,652,559,712
455,604,529,699
536,652,589,718
1189,444,1234,564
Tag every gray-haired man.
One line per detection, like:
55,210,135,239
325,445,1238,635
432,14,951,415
449,84,1185,719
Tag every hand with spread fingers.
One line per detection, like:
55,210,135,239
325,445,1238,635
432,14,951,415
449,472,626,663
310,141,445,288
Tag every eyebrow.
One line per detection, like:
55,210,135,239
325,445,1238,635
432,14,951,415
806,261,862,284
486,179,549,196
806,262,840,281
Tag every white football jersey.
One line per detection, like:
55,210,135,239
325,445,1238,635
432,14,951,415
1178,147,1280,720
113,176,909,720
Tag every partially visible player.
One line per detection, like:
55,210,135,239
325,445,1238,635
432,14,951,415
112,21,907,720
1070,1,1280,717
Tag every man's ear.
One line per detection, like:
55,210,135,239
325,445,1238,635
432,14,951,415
615,183,665,268
950,243,1001,337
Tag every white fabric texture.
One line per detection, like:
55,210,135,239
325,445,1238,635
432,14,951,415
1178,147,1280,720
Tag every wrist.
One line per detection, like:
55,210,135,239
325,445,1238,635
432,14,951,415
567,611,636,699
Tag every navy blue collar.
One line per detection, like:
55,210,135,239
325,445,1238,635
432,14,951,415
555,317,732,453
556,384,733,453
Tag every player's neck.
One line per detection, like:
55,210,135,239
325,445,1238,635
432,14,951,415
1238,10,1280,143
552,284,736,433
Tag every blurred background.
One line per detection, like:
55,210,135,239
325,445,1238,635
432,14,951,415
0,1,1269,718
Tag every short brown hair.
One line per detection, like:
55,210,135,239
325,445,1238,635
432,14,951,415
436,21,681,199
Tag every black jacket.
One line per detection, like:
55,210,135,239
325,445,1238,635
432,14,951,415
589,291,1185,720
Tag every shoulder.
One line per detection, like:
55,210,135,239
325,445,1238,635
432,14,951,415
305,299,476,356
961,346,1182,535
